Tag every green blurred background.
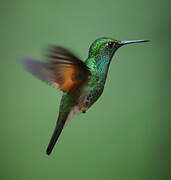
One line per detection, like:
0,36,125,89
0,0,170,179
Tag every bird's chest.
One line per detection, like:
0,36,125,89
69,75,105,116
77,81,104,113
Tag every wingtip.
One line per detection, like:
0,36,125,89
17,54,27,65
19,55,33,69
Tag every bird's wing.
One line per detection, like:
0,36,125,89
22,46,90,92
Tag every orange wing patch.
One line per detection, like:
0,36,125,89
22,46,90,93
58,66,78,92
49,64,83,92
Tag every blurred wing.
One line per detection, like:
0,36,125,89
22,46,90,92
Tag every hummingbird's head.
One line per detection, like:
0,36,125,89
86,37,149,72
88,37,149,59
88,37,118,58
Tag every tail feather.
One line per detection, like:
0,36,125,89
46,120,65,155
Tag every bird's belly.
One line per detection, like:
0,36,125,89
66,105,82,122
66,85,104,123
82,87,104,109
66,99,89,123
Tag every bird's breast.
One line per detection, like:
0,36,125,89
66,75,105,122
78,84,104,111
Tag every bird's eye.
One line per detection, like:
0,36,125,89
107,42,114,48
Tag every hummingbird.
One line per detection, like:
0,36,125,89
22,37,149,155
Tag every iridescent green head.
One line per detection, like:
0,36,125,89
86,37,149,73
88,37,149,58
88,37,116,58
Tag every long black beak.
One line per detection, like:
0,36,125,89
119,40,150,46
